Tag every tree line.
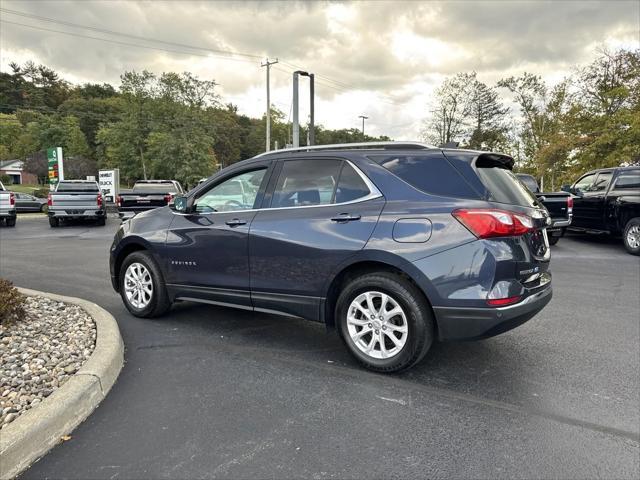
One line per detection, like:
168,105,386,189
1,47,638,190
423,47,639,189
0,63,389,187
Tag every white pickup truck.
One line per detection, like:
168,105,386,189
0,180,17,227
48,180,106,227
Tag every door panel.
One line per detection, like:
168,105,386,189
576,172,612,230
163,165,271,307
571,173,596,228
249,197,385,320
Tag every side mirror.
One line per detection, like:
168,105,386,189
171,195,189,213
560,184,571,193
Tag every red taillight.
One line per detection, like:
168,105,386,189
452,209,534,239
9,192,15,206
487,296,522,307
116,195,122,207
566,196,573,213
47,193,52,207
97,193,103,208
164,193,174,204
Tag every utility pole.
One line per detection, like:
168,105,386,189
359,115,369,139
261,58,278,152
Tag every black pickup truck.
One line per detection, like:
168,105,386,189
562,166,640,255
516,174,572,245
117,180,184,219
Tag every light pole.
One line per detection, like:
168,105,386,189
292,70,315,148
359,115,368,139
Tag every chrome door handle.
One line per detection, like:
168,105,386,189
225,218,247,227
331,214,361,223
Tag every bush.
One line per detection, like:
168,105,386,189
0,279,25,324
0,174,12,186
32,187,50,198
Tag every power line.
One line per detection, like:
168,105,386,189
0,20,259,65
0,7,262,60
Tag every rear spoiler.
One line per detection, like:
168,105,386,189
475,153,515,170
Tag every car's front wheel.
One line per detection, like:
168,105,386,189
623,217,640,255
120,251,172,318
336,272,434,373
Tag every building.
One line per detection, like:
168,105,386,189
0,160,38,185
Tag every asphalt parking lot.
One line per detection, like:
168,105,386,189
1,216,638,479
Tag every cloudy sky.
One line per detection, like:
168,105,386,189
1,0,639,139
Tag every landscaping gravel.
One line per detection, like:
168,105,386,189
0,295,96,429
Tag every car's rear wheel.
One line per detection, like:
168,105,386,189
623,217,640,255
336,272,434,373
548,235,560,246
96,217,106,226
49,217,59,228
120,251,171,317
5,217,16,227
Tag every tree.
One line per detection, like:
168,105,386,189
466,76,509,151
423,72,475,146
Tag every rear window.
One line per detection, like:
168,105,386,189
516,174,539,193
56,182,99,192
369,153,479,199
613,171,640,189
476,166,538,207
133,182,179,193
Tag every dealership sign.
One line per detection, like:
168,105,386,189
47,147,64,187
99,169,120,203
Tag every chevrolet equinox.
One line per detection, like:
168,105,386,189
110,142,553,372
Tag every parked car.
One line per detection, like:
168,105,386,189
14,192,47,213
0,181,17,227
516,174,572,245
110,142,553,372
116,180,184,220
48,180,106,227
562,166,640,255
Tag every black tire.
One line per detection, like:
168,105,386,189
48,217,59,228
5,217,16,227
119,250,171,318
548,235,560,246
336,272,434,373
622,217,640,256
96,217,106,226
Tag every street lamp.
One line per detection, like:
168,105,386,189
359,115,369,139
292,71,315,147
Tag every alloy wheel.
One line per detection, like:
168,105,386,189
124,262,154,309
346,291,408,359
627,225,640,249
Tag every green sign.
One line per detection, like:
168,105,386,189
47,147,62,185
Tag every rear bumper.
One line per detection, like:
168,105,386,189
549,215,572,230
0,209,16,218
49,209,105,218
433,285,552,341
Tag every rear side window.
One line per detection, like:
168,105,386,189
271,160,341,208
476,166,538,207
56,182,99,192
369,153,479,199
613,171,640,189
335,163,370,203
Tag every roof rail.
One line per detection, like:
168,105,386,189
253,141,437,159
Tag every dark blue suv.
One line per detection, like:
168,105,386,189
110,142,552,372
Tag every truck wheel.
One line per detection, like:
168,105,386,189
623,217,640,255
5,217,16,227
336,272,434,373
96,217,106,226
120,251,171,318
49,217,59,228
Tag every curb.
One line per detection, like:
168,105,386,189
0,289,124,480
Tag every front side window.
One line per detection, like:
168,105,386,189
574,174,596,192
271,160,342,208
591,172,612,192
194,168,266,213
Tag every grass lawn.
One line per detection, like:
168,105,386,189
6,184,50,196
